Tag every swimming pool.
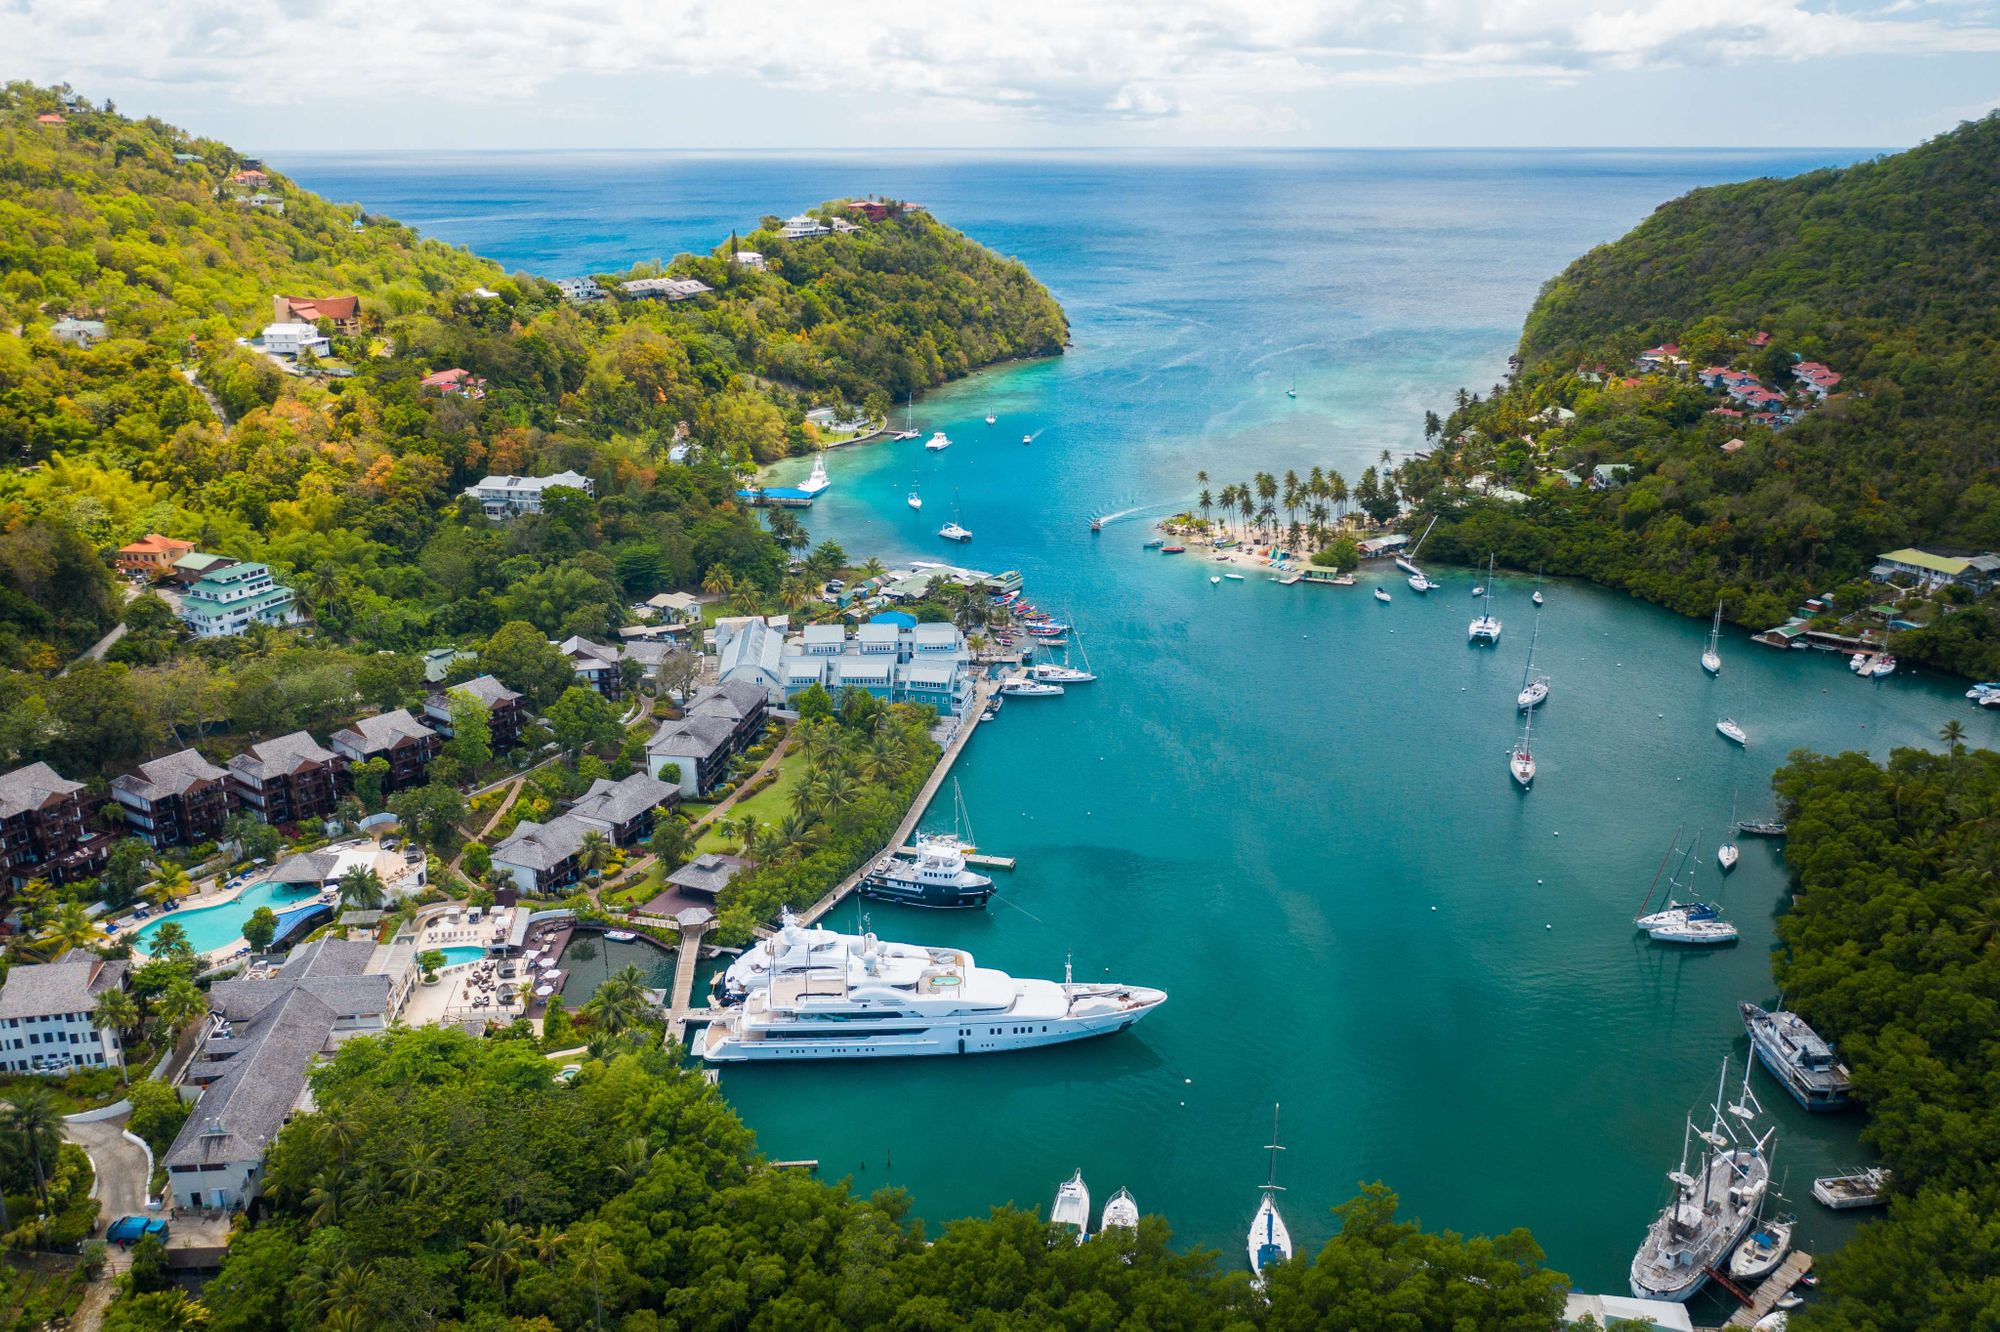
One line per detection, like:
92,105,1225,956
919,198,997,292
435,946,487,968
133,881,322,955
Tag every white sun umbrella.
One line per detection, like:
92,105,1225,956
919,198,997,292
535,984,554,996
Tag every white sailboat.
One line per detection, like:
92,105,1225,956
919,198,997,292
938,491,972,542
1100,1187,1140,1232
1629,1060,1773,1302
1051,1170,1091,1244
907,475,923,510
1510,706,1537,788
1729,1212,1795,1282
1032,626,1097,683
1397,515,1439,589
1532,566,1545,606
985,406,996,424
1469,553,1502,643
1247,1105,1292,1287
1634,828,1739,945
1717,715,1748,746
1517,613,1550,710
1718,794,1740,871
1702,601,1724,676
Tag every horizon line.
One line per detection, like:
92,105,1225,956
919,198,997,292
264,144,1893,156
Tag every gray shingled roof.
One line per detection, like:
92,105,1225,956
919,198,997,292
229,732,339,782
646,713,738,761
0,955,128,1020
691,679,769,720
569,773,675,827
665,853,747,895
330,708,436,755
557,635,620,665
207,938,385,1023
434,674,520,709
111,749,228,801
266,850,340,887
491,814,590,871
0,762,83,819
165,987,336,1168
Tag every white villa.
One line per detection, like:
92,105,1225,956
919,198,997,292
0,952,128,1075
462,470,595,518
774,620,973,715
178,562,301,638
260,322,330,358
780,214,830,239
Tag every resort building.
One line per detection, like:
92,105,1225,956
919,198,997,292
166,938,391,1211
619,277,713,301
662,852,747,899
272,294,361,335
0,952,129,1075
425,675,526,752
555,277,606,304
259,322,331,359
227,733,345,826
0,761,109,886
329,709,440,792
556,636,626,699
111,749,235,849
114,533,196,578
461,470,595,518
567,772,677,846
714,616,786,701
645,681,768,796
265,843,421,896
49,317,108,348
178,561,301,638
643,590,705,624
1870,548,2000,594
489,815,592,895
778,620,973,715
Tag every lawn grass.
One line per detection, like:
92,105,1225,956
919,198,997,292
692,748,809,854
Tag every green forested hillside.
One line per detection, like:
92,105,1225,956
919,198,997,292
0,84,1062,775
1395,114,2000,676
1773,744,2000,1330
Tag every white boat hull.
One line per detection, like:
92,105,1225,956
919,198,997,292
1517,681,1549,710
1717,720,1747,745
1702,652,1722,676
1100,1188,1140,1232
1248,1193,1293,1285
694,990,1167,1063
1511,755,1535,787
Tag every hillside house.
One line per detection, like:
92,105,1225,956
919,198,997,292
329,709,440,792
116,533,197,578
179,562,300,637
112,749,235,849
425,675,525,751
273,295,361,335
0,762,110,886
0,953,128,1075
227,733,344,826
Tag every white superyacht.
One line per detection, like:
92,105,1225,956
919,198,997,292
696,913,1166,1062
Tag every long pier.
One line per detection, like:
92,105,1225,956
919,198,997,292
662,916,710,1047
1721,1251,1813,1327
797,677,996,927
898,845,1014,869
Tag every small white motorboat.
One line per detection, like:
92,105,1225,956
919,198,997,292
1022,433,1033,445
1374,587,1392,603
1717,716,1748,746
1209,575,1222,585
1532,589,1544,606
1100,1186,1140,1232
1000,678,1064,697
1223,573,1244,581
1051,1170,1090,1244
603,930,636,942
1729,1212,1794,1282
925,431,952,451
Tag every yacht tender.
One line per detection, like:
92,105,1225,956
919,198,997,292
1052,1170,1090,1243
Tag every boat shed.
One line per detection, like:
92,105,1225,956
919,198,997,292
1561,1292,1693,1332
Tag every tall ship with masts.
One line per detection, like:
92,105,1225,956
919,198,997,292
1629,1059,1773,1303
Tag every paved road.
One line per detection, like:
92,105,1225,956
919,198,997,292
65,1112,150,1228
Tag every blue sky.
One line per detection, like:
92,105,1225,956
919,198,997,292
7,0,1998,151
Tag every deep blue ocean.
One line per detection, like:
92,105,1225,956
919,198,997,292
285,149,1982,1303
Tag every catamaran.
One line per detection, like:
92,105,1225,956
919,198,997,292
939,494,972,543
1052,1170,1090,1243
1248,1105,1292,1288
925,431,952,451
1510,707,1537,788
1629,1060,1773,1303
1702,601,1724,676
698,913,1167,1062
1741,1002,1852,1112
1100,1187,1140,1232
1469,554,1502,643
1517,613,1550,709
1634,828,1738,945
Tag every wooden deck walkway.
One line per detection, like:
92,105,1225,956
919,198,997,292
897,845,1014,869
1723,1251,1812,1327
662,917,711,1047
796,677,996,927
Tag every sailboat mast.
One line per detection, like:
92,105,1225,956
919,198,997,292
1263,1103,1284,1190
1640,824,1683,914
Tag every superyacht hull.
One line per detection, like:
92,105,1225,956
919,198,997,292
694,992,1165,1062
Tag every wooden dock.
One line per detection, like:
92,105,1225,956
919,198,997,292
797,677,996,927
662,916,711,1047
1722,1251,1812,1327
898,845,1014,869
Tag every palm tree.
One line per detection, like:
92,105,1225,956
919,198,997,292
568,1234,616,1331
861,731,906,785
147,920,192,961
1197,488,1213,533
582,966,649,1036
394,1143,446,1200
530,1223,567,1265
609,1135,653,1187
39,900,101,957
4,1085,63,1209
312,1115,364,1156
324,1261,373,1328
1942,719,1968,757
751,824,786,863
93,988,139,1079
577,830,613,879
776,809,818,850
154,978,208,1042
778,574,813,613
731,814,760,854
858,556,888,583
304,1169,345,1228
337,865,387,912
700,566,736,603
468,1219,528,1309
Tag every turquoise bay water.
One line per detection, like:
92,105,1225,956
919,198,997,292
134,881,319,954
283,150,1995,1301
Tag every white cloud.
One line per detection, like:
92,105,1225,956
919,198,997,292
7,0,2000,136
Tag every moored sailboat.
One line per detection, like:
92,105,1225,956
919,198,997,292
1247,1105,1292,1288
1702,601,1724,676
1510,706,1537,788
1468,553,1502,643
1634,827,1739,945
1517,612,1549,710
